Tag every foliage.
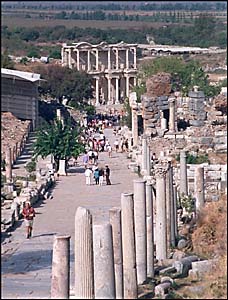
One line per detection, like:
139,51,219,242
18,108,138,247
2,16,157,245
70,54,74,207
33,119,84,169
140,57,221,97
27,48,40,58
1,174,6,187
131,83,146,103
84,105,96,116
49,48,61,59
25,159,36,173
34,65,93,109
1,49,14,69
38,100,56,123
180,194,195,213
176,153,210,164
20,56,28,64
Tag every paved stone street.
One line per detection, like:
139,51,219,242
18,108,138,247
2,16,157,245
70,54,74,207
1,128,139,299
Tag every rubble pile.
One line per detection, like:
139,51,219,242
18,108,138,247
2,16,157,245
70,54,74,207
1,112,31,159
145,72,172,97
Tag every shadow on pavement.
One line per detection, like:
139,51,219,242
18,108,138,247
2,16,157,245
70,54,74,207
33,233,57,238
67,167,85,174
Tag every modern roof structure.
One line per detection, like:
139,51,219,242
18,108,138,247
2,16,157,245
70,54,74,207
1,68,43,82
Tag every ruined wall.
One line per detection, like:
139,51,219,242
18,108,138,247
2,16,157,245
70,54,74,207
141,72,172,134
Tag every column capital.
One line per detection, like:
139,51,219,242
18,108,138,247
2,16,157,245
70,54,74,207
154,162,169,178
168,96,176,104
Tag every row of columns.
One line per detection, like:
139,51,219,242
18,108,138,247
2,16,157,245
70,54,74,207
50,158,206,298
62,46,137,72
94,75,136,106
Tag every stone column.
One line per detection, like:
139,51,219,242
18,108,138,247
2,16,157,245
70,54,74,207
133,179,147,284
146,142,151,176
173,184,178,238
51,235,70,299
93,224,116,299
61,47,65,65
133,77,137,86
126,49,129,69
161,118,167,130
121,193,137,299
115,78,119,104
155,164,167,261
115,48,119,70
125,76,130,98
96,49,99,70
142,136,147,173
109,208,123,299
133,48,137,69
75,49,79,70
168,97,176,132
75,207,94,299
95,77,99,106
108,48,111,70
180,150,188,196
146,183,154,278
5,148,12,183
107,77,111,104
132,108,138,147
87,50,91,71
69,48,72,69
58,160,66,176
194,167,205,212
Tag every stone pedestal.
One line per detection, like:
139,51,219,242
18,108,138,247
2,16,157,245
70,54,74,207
133,179,147,284
75,207,94,299
109,208,123,299
155,164,168,260
93,224,116,299
194,167,205,213
51,235,70,299
58,159,66,175
121,193,138,299
179,151,188,196
146,183,154,278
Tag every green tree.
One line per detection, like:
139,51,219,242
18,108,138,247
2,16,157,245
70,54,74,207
34,65,93,109
33,119,84,170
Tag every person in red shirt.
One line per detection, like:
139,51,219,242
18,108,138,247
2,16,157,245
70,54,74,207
22,201,35,239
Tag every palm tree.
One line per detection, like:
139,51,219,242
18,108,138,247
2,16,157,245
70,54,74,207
33,119,84,172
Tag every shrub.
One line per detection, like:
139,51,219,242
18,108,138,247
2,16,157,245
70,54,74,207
25,160,36,173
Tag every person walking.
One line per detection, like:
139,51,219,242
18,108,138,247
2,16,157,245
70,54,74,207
105,165,111,185
22,201,35,239
94,168,100,185
107,145,112,158
85,167,93,185
114,139,119,152
82,152,89,168
99,167,104,186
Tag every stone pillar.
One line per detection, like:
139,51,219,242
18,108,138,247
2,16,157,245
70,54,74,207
95,77,99,106
132,108,138,147
93,224,116,299
194,167,205,212
168,97,176,132
146,142,151,176
87,50,91,71
146,183,154,278
51,235,70,299
61,47,65,65
161,118,167,130
126,76,130,98
96,49,99,70
107,77,111,104
142,136,147,173
133,77,137,86
115,48,119,70
75,207,94,299
75,49,79,70
166,164,176,248
109,208,123,299
133,179,147,284
69,48,72,69
155,164,167,261
133,48,137,69
108,48,111,70
126,49,129,69
180,151,188,196
115,78,119,104
58,159,66,176
173,184,178,238
5,148,12,182
121,193,138,299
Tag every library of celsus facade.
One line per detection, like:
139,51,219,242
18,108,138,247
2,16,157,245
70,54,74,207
61,41,138,106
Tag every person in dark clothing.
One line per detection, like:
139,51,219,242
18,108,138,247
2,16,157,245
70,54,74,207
105,165,111,185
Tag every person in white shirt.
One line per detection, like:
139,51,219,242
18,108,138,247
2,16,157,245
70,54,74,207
114,139,119,152
107,145,112,157
85,167,92,185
